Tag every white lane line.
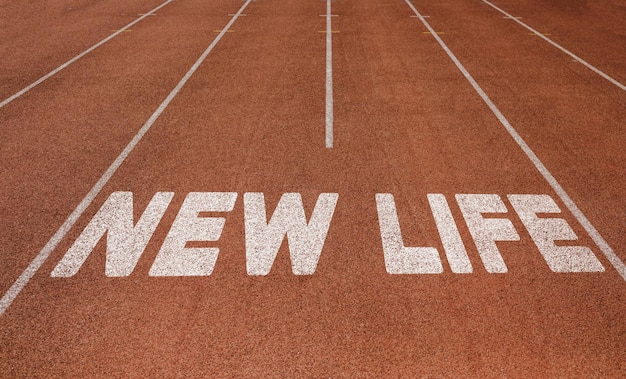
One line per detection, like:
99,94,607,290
325,0,334,148
0,0,254,316
402,0,626,281
0,0,174,110
483,0,626,92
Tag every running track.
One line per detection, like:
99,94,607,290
1,0,625,376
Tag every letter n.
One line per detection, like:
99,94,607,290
50,191,173,277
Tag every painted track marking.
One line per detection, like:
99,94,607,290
325,0,334,148
402,0,626,281
0,0,254,316
483,0,626,92
0,0,177,110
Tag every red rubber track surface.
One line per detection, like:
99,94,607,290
1,0,624,376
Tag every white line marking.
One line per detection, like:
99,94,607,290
325,0,334,148
483,0,626,92
0,0,254,316
403,0,626,281
0,0,175,110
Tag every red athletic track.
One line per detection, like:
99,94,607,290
1,0,624,376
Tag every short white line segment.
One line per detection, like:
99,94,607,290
0,0,174,109
0,0,254,315
483,0,626,92
325,0,334,148
403,0,626,281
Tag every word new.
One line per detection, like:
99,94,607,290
50,192,604,277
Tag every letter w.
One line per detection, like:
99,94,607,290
244,193,338,275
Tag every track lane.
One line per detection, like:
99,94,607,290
0,0,170,101
480,0,626,87
402,0,626,267
2,0,624,376
0,0,250,294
